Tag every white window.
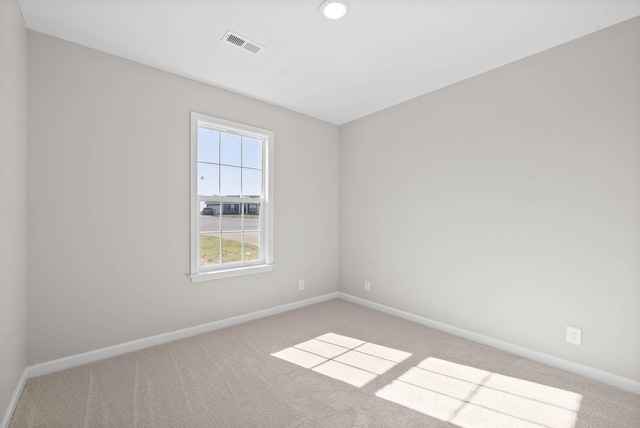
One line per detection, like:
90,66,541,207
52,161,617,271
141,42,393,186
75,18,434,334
189,112,274,282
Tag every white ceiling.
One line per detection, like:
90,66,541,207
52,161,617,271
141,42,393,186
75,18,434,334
17,0,640,124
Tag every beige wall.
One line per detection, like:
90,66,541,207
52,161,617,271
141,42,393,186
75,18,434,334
0,0,28,417
27,31,340,364
339,17,640,381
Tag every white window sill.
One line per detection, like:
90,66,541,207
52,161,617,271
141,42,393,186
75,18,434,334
189,264,275,283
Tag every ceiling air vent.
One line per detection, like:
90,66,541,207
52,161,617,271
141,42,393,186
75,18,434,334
222,31,264,55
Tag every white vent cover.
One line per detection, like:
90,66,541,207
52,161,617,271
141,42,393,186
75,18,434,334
221,31,264,55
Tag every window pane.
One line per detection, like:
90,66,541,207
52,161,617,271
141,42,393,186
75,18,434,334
244,232,260,261
221,232,243,264
242,168,262,197
220,210,241,231
199,198,220,267
198,128,219,163
221,132,241,166
199,233,221,267
203,202,221,218
200,204,220,231
197,163,219,196
242,137,262,169
220,166,241,196
243,203,260,231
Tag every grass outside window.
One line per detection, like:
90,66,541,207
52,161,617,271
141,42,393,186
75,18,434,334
200,235,260,265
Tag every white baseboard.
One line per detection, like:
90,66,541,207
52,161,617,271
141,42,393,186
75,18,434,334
337,292,640,395
28,292,339,378
1,368,29,428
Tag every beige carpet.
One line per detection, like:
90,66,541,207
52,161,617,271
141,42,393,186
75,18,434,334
10,299,640,427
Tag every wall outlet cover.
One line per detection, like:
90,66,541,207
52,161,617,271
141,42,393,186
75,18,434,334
566,325,582,345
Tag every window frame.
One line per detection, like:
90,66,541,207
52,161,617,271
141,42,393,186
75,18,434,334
189,112,274,282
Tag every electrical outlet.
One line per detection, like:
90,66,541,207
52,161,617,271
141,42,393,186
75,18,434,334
298,280,304,291
566,326,582,345
364,280,371,292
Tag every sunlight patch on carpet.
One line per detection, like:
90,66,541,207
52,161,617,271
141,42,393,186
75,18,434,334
375,357,582,428
271,333,411,387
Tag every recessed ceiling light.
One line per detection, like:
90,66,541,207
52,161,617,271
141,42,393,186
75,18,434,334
320,0,348,20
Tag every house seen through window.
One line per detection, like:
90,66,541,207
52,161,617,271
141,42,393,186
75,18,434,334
190,112,274,281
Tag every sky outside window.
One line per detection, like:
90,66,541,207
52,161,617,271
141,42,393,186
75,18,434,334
242,136,262,169
242,168,261,196
197,128,218,163
221,132,241,166
197,163,219,196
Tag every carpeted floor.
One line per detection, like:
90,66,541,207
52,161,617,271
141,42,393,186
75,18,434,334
10,298,640,427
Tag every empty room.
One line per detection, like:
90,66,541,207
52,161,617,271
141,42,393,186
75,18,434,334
1,0,639,426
